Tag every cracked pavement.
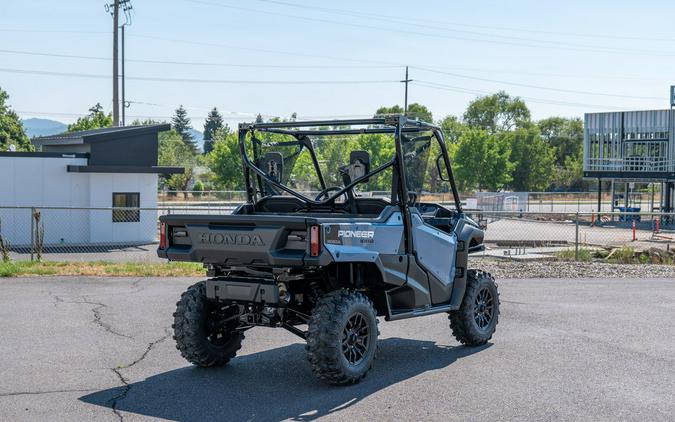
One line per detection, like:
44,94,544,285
1,276,675,421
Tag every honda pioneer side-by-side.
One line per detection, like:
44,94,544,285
158,116,499,385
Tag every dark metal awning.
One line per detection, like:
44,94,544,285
67,165,184,174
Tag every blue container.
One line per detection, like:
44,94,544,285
618,207,641,222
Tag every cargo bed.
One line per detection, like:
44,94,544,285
158,214,317,266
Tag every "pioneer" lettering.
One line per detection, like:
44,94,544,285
337,230,375,239
199,232,265,246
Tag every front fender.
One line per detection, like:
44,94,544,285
449,215,484,309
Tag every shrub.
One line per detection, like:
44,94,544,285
556,248,593,262
608,247,636,264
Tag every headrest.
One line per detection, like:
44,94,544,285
261,152,283,182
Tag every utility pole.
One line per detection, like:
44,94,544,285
120,24,125,126
111,0,120,126
119,0,132,126
401,66,412,115
105,0,132,126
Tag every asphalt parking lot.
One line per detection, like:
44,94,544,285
1,276,674,421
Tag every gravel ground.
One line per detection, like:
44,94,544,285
473,257,675,279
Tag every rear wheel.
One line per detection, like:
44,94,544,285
449,270,499,346
306,290,378,385
173,281,243,367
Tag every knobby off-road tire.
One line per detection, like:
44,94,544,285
306,290,379,385
173,281,243,367
449,270,500,346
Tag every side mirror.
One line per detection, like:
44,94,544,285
436,155,450,182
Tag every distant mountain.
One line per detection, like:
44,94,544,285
21,118,67,138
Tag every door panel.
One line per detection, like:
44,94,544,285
410,212,456,305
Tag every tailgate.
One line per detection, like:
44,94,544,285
158,214,312,266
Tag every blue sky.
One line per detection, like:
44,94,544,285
1,0,674,128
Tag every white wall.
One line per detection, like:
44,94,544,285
0,156,158,246
0,156,89,207
0,156,90,246
89,173,158,244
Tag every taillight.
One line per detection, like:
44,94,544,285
159,222,167,249
310,225,321,257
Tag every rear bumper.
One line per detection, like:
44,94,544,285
157,245,307,266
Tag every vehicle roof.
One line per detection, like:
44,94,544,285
238,115,440,136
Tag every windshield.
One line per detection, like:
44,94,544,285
402,130,455,205
251,131,395,199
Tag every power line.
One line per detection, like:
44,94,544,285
0,48,399,69
0,67,398,84
1,48,668,84
129,34,396,65
0,28,109,34
1,62,661,102
415,81,628,110
0,27,398,66
413,68,663,100
250,0,675,43
182,0,675,57
17,109,374,121
5,11,675,58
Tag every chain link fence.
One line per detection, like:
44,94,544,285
0,205,673,263
0,206,233,263
158,190,666,214
472,210,675,261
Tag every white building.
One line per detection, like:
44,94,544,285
0,124,182,247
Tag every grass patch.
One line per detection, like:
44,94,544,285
0,261,205,277
556,248,593,262
607,247,637,264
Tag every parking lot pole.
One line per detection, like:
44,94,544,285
575,213,580,261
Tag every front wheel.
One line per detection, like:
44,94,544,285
306,290,378,385
449,270,500,346
173,281,243,367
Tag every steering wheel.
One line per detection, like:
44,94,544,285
315,186,347,202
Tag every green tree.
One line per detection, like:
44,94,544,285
463,91,531,133
375,103,433,122
439,115,466,143
171,105,197,154
453,128,513,191
158,136,197,193
406,103,433,122
375,104,404,116
67,103,113,132
504,127,555,191
538,117,583,167
203,107,226,154
206,128,244,190
0,87,30,151
553,153,585,191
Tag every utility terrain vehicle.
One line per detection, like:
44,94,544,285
158,116,499,385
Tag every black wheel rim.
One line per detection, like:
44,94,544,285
341,312,370,365
473,287,494,330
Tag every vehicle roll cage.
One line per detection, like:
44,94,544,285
237,115,463,213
